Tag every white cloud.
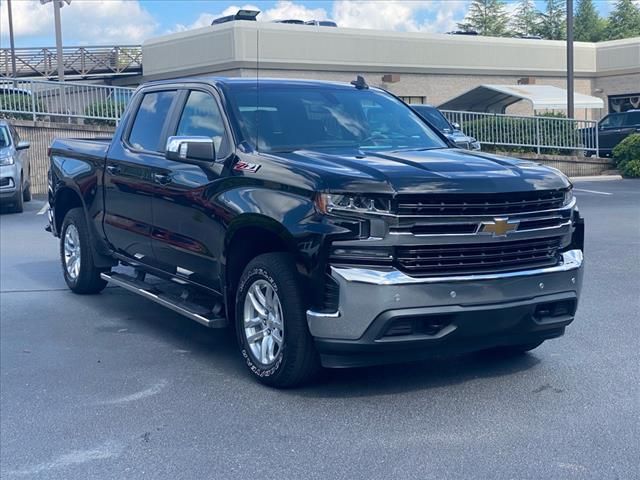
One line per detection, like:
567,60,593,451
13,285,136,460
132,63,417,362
172,1,328,33
1,0,158,44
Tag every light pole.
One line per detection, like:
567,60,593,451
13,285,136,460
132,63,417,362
567,0,574,119
40,0,71,82
7,0,18,80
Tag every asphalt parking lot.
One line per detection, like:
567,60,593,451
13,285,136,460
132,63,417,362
1,180,638,480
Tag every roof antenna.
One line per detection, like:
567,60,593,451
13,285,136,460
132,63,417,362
351,75,369,90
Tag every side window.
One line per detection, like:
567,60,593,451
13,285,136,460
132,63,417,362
626,111,640,126
176,91,229,158
128,90,177,152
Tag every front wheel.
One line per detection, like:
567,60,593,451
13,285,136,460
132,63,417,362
235,252,320,388
10,179,24,213
60,208,108,294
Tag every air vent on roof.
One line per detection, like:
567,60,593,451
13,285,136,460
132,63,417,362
211,9,260,25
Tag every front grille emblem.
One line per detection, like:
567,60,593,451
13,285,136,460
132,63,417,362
481,217,519,237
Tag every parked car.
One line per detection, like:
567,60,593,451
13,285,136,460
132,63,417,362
0,120,31,213
583,110,640,157
47,78,584,387
410,104,481,150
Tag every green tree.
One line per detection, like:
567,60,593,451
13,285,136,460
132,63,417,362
574,0,605,42
457,0,510,37
537,0,566,40
605,0,640,40
511,0,540,36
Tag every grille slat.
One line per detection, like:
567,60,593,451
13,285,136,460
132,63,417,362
396,236,562,276
396,190,566,216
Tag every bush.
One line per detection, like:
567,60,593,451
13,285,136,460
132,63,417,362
460,112,579,156
619,159,640,178
612,133,640,167
0,93,44,121
83,100,126,126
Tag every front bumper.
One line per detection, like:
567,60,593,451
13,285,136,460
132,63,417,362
307,249,584,367
0,164,19,201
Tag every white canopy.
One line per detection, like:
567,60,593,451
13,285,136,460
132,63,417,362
438,85,605,113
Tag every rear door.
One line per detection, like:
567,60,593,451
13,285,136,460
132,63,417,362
598,113,625,152
149,87,233,291
103,89,179,262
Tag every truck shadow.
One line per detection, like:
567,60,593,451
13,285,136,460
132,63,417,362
97,288,541,397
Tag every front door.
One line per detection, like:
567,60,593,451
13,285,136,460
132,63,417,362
150,88,233,291
103,89,179,262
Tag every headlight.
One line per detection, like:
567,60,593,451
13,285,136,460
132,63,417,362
316,193,392,216
0,154,15,166
563,188,574,207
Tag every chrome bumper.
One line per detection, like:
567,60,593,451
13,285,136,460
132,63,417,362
307,249,584,340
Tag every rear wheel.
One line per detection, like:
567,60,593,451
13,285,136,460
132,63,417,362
235,252,320,388
10,178,24,213
60,208,108,294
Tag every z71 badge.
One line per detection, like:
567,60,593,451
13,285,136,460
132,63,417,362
234,161,261,173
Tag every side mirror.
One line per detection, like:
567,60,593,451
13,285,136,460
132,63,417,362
16,141,30,150
451,122,461,130
165,136,215,163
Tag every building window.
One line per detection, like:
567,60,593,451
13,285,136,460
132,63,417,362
608,93,640,113
399,96,426,105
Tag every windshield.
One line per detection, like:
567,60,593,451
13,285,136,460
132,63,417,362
0,126,10,148
226,84,447,153
411,105,452,132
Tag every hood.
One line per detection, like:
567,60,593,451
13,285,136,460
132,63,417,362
262,147,570,194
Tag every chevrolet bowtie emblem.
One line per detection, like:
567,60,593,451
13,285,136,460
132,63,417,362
481,217,519,237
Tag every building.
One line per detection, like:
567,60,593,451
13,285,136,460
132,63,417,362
140,21,640,120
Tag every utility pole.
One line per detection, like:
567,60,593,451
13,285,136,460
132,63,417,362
7,0,18,80
566,0,574,119
40,0,70,81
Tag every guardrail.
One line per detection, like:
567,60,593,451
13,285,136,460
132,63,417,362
1,46,142,79
0,79,134,124
441,110,599,156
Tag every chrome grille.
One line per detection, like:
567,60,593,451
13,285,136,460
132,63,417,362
396,190,566,216
395,236,563,276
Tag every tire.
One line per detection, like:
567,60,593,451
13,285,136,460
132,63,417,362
23,182,32,202
10,179,24,213
235,252,320,388
60,208,108,294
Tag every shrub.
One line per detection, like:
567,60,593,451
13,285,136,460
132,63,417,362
619,159,640,178
612,133,640,168
0,93,44,121
83,100,127,126
459,111,579,156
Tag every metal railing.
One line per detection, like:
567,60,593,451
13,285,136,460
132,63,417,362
441,110,599,156
1,46,142,79
0,79,134,124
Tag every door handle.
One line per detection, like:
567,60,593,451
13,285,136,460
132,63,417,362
106,165,121,175
153,173,172,185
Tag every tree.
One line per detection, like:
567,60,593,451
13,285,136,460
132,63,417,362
511,0,540,37
537,0,566,40
574,0,605,42
457,0,510,37
605,0,640,40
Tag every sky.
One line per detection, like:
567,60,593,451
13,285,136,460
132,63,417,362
0,0,628,48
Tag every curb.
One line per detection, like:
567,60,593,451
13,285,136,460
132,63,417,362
570,175,623,182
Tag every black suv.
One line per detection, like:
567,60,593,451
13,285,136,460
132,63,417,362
589,110,640,156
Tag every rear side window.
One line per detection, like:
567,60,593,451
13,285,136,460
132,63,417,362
626,111,640,126
176,90,229,158
128,91,177,152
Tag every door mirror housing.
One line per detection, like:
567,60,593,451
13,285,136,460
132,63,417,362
165,136,215,163
16,141,30,150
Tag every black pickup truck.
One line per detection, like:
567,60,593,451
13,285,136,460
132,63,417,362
48,78,584,387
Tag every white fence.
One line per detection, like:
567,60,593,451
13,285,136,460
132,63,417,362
441,110,599,156
0,79,134,124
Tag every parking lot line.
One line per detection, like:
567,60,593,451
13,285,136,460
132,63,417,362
36,203,49,215
573,188,613,196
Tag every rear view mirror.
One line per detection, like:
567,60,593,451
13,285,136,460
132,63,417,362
16,141,30,150
165,136,215,163
451,122,461,130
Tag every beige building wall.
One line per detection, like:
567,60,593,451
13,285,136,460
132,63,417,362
142,23,640,121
